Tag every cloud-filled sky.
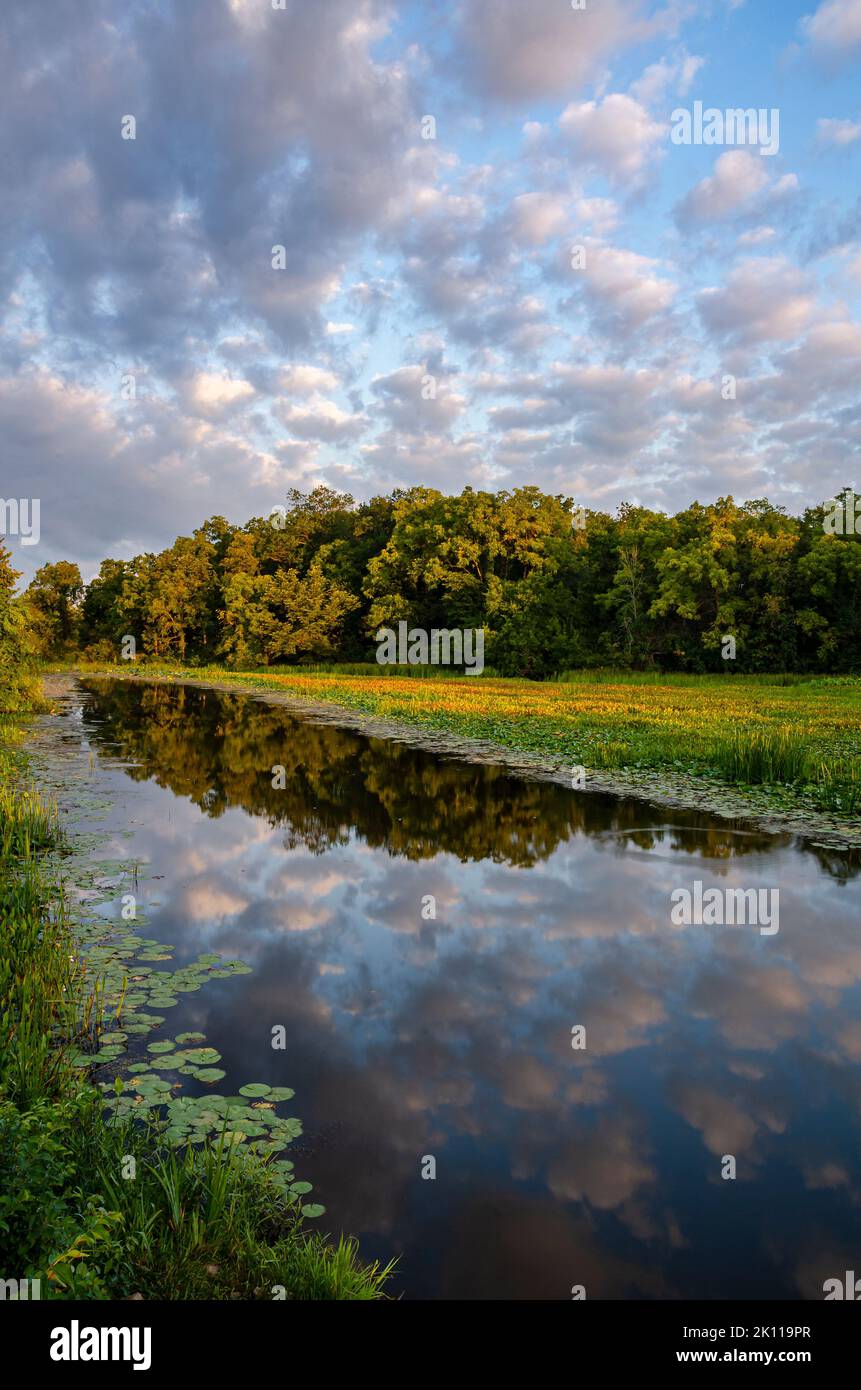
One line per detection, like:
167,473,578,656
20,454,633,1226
3,0,861,582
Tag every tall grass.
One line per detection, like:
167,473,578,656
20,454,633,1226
709,725,812,785
805,761,861,814
0,783,84,1107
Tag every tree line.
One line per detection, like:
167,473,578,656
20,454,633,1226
11,484,861,680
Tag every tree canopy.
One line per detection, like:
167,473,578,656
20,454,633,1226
21,485,861,676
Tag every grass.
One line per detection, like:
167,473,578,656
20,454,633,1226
0,760,393,1300
65,661,861,821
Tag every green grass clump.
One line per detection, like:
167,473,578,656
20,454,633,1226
709,725,812,785
0,1091,392,1299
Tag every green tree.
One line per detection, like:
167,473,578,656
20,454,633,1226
0,544,39,710
220,564,359,666
25,561,84,659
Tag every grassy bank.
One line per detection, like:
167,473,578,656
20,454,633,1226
0,740,391,1300
66,663,861,820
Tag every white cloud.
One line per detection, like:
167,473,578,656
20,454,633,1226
279,364,340,396
630,49,705,106
575,197,620,236
698,257,816,345
452,0,661,103
816,115,861,145
578,242,677,329
277,397,367,442
371,364,465,430
801,0,861,59
508,192,569,246
186,371,254,419
676,150,798,225
559,93,666,186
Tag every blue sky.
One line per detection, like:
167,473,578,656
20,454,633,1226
3,0,861,582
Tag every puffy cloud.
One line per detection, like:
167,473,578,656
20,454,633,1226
507,193,569,246
370,364,466,431
697,257,816,345
278,364,341,396
0,369,313,583
0,0,426,360
800,0,861,60
575,197,620,235
185,371,255,419
559,93,667,186
276,397,368,443
569,241,678,331
676,151,798,225
450,0,662,103
630,48,705,105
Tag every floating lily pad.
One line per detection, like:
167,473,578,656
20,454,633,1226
132,1076,172,1093
175,1047,221,1066
239,1083,271,1098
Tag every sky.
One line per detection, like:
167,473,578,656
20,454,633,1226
2,0,861,584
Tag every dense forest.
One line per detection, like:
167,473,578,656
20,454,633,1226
10,484,861,680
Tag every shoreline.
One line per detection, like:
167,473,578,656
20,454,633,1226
62,669,861,854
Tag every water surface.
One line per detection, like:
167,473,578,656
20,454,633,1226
43,678,861,1299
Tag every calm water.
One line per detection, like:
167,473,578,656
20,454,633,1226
46,679,861,1298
